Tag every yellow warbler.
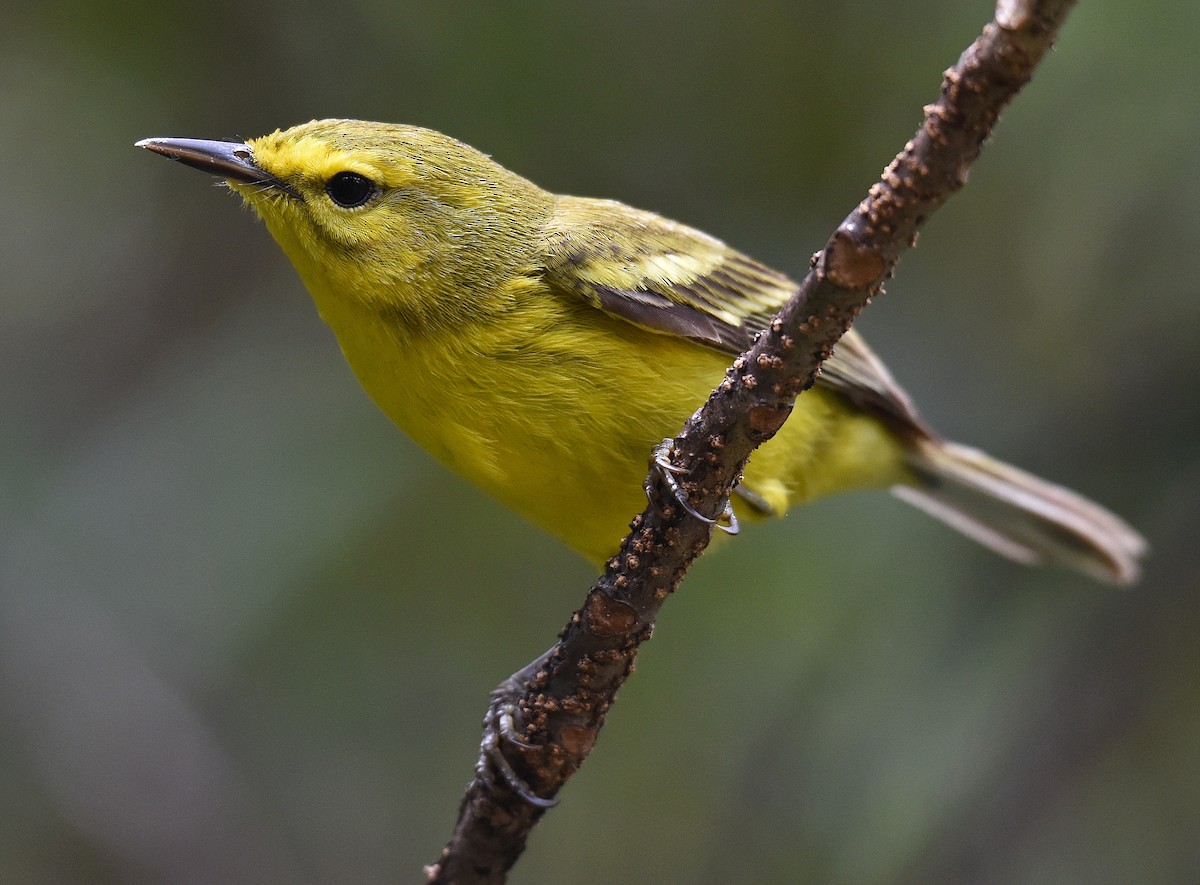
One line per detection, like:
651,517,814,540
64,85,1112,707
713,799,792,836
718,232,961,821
137,120,1146,583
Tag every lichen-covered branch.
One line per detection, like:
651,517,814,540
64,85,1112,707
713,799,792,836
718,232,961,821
427,1,1080,881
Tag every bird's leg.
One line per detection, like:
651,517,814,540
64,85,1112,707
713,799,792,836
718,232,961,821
476,650,559,808
645,439,739,534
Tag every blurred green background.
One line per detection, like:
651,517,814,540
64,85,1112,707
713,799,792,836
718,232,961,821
2,1,1197,882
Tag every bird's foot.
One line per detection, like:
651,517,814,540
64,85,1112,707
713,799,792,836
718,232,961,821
476,653,558,808
645,439,739,534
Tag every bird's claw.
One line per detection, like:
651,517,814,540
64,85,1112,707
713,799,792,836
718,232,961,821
645,439,739,534
476,657,559,808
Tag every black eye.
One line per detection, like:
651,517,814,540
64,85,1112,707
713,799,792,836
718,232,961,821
325,171,378,208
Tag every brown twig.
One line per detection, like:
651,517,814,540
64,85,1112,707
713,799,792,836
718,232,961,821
426,1,1079,880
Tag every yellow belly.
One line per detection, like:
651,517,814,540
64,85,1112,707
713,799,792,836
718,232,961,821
313,278,908,566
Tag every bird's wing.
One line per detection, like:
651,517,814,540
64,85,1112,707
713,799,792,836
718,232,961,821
541,195,930,435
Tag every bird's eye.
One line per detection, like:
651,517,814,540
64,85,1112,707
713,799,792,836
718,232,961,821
325,171,378,208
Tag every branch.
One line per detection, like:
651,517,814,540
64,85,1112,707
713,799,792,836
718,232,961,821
427,1,1078,880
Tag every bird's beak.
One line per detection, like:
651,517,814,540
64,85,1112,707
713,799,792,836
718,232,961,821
136,137,297,197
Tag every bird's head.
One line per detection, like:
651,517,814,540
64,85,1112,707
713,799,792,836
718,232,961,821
138,119,553,322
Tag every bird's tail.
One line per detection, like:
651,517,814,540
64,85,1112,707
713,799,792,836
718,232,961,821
893,439,1147,585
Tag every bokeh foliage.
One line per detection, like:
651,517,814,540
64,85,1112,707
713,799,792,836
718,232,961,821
1,1,1197,882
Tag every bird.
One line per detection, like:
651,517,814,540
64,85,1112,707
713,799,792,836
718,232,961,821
137,119,1146,584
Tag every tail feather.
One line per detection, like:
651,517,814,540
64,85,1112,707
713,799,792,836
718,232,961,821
895,440,1148,585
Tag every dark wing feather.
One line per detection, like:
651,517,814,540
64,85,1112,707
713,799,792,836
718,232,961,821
541,195,931,437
